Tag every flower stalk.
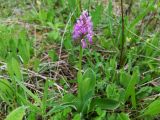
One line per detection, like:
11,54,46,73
79,46,83,71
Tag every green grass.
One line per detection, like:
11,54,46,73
0,0,160,120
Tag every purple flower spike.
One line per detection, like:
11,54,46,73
73,10,93,48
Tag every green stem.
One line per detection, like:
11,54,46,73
77,46,83,101
79,46,83,72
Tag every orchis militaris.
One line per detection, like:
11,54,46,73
73,10,93,48
73,10,93,80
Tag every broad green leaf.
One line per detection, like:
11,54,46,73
78,68,96,102
125,67,140,108
90,98,119,110
18,39,31,64
47,104,76,116
7,57,22,80
77,68,96,113
120,70,131,88
143,99,160,116
5,106,27,120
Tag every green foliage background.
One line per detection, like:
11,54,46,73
0,0,160,120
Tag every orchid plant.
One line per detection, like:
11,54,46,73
73,10,94,75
